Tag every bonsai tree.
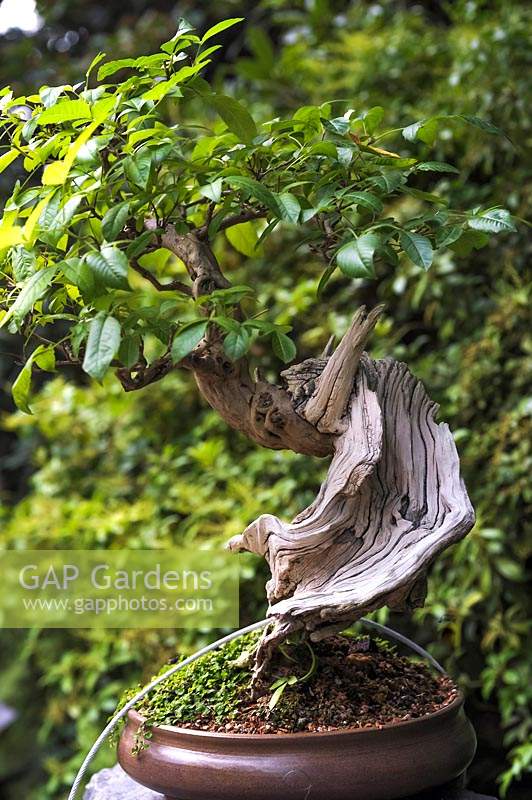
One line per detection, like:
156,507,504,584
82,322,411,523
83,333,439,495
0,18,515,685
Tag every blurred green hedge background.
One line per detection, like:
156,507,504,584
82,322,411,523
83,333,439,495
0,1,530,798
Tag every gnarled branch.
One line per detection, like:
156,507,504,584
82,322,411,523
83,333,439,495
227,308,475,686
303,304,384,434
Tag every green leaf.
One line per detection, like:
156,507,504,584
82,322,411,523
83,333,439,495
86,246,129,289
416,161,460,174
85,52,106,83
201,18,244,43
197,44,223,64
118,335,140,369
363,106,384,134
40,85,66,108
337,146,353,167
381,243,399,267
269,682,287,710
56,195,83,228
436,225,464,249
467,208,516,234
82,313,122,381
142,76,184,102
369,170,405,194
272,331,296,363
403,114,504,145
268,675,298,710
0,150,19,173
102,202,130,242
171,320,208,363
450,230,490,257
60,257,97,296
199,178,223,203
12,360,33,414
324,116,350,135
223,328,251,360
126,231,155,260
209,94,257,144
11,247,36,281
0,266,56,329
97,58,137,81
317,263,337,296
124,150,154,189
400,231,433,270
497,559,525,582
37,99,92,126
457,115,504,136
344,191,383,214
402,187,447,205
402,117,440,145
244,319,281,336
0,222,24,249
293,105,323,138
41,117,102,185
277,193,301,224
207,285,254,305
336,233,380,278
39,194,82,246
212,316,240,333
225,222,261,257
10,344,54,413
227,176,282,216
34,346,56,372
35,190,61,242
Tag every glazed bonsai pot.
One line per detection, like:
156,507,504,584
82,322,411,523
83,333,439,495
118,693,476,800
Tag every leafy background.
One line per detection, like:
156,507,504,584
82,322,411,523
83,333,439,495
0,1,530,798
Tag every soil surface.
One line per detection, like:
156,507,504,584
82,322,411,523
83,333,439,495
176,635,458,735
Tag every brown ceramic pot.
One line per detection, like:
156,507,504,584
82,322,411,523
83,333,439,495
118,693,476,800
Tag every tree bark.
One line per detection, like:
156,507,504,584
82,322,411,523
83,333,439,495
192,351,333,457
227,308,475,685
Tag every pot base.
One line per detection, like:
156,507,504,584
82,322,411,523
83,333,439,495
119,694,476,800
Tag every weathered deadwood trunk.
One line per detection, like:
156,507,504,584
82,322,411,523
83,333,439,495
136,231,474,686
223,307,475,684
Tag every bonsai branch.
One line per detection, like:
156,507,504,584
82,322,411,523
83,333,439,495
116,355,175,391
158,224,230,299
135,226,334,455
130,259,192,296
197,208,267,238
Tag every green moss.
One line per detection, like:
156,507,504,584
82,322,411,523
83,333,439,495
117,630,260,746
115,629,402,754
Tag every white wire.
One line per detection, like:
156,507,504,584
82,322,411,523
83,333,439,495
67,616,444,799
358,618,445,673
67,619,270,800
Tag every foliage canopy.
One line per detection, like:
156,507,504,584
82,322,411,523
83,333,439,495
0,18,515,412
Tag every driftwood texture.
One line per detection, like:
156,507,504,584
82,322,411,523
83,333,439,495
116,229,473,682
227,307,475,681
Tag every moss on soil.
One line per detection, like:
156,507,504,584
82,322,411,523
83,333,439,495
117,629,457,752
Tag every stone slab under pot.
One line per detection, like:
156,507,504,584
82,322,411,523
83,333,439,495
84,765,497,800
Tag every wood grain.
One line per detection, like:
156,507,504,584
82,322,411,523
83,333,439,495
227,308,475,681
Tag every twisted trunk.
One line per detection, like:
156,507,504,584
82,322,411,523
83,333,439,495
129,230,475,686
225,309,475,686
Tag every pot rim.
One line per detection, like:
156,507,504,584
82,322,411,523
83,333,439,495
125,688,464,741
